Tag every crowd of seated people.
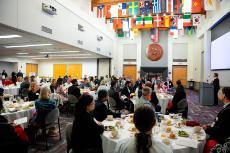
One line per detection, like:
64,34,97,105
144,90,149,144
2,70,230,153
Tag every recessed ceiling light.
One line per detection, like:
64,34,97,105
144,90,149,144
39,51,80,54
49,54,91,57
16,52,29,55
4,43,53,48
0,35,22,39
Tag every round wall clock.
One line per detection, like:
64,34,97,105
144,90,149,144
146,43,163,61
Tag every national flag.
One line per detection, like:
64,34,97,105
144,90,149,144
170,15,178,27
152,0,162,14
192,14,201,26
129,18,136,28
144,16,153,28
173,29,179,39
118,3,127,17
174,0,181,13
166,0,174,13
136,17,144,29
183,13,192,27
177,18,183,29
123,19,129,32
183,0,192,13
164,15,170,27
140,1,151,15
105,5,111,18
153,15,162,27
204,0,216,11
97,5,104,18
169,27,176,36
128,2,139,16
113,18,123,30
150,28,159,43
117,29,124,38
180,0,184,13
110,5,119,18
192,0,203,13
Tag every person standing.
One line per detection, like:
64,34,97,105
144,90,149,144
213,73,220,106
1,70,7,79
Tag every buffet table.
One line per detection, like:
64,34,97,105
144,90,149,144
102,115,205,153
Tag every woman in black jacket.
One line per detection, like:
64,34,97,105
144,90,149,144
72,94,104,153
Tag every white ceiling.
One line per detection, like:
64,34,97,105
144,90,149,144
0,24,108,60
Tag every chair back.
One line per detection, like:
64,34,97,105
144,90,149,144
21,88,29,97
45,108,59,125
108,97,116,110
177,99,188,112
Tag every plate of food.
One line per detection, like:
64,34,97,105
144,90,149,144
168,133,177,139
165,126,172,133
162,138,171,145
128,126,137,132
110,130,119,139
178,130,189,138
192,134,205,141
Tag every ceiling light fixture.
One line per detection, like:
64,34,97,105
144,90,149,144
0,35,22,39
16,53,29,55
39,51,80,54
4,43,53,48
49,54,92,57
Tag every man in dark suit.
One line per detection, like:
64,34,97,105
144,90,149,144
94,90,120,122
213,73,220,106
205,87,230,144
121,81,134,112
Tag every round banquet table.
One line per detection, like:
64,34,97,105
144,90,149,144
102,117,206,153
157,93,173,114
1,108,36,128
4,86,20,96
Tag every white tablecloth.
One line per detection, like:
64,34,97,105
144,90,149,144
102,117,205,153
1,108,35,128
157,93,173,114
4,86,20,96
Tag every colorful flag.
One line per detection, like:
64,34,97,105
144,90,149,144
192,0,204,13
150,28,159,42
144,16,153,28
129,2,139,16
164,15,170,27
110,5,119,18
152,0,162,14
180,0,184,13
97,5,104,18
183,0,192,13
129,18,136,28
113,18,123,30
153,15,162,27
204,0,216,11
105,5,111,18
173,29,179,38
177,18,183,29
169,27,176,36
123,19,129,32
140,1,151,15
183,13,192,27
136,17,144,29
118,3,127,17
166,0,174,13
192,14,201,26
117,29,124,38
174,0,181,13
170,15,177,27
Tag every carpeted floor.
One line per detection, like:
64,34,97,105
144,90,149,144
28,89,223,153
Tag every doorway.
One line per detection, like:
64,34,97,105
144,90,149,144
172,66,187,87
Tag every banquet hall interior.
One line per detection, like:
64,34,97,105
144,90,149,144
0,0,230,153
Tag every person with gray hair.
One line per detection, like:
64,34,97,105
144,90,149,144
134,87,155,111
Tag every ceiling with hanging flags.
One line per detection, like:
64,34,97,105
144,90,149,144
92,0,217,39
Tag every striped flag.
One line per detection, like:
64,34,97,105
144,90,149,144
144,16,153,28
129,2,139,16
136,17,144,29
118,3,127,17
183,13,192,27
166,0,174,13
174,0,181,13
152,0,162,14
117,29,124,38
97,5,104,18
150,28,159,43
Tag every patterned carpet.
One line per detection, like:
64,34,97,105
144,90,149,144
28,90,223,153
